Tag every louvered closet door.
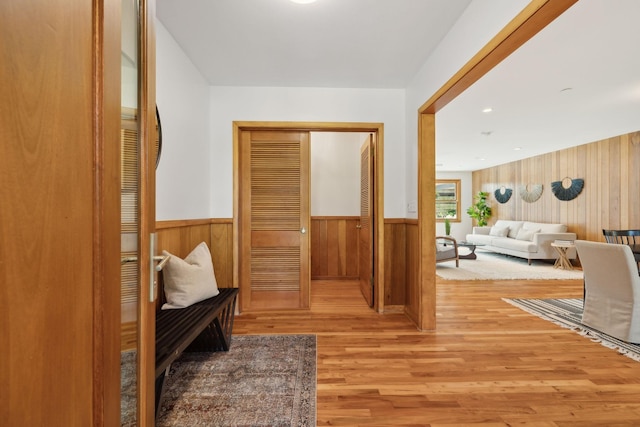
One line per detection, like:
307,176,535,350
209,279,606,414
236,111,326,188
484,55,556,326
239,130,310,311
359,134,374,307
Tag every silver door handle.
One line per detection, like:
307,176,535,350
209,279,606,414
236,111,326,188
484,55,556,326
154,255,171,272
356,224,362,229
300,227,306,234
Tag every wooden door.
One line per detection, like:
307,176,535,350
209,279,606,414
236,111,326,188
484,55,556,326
239,130,311,310
359,134,374,307
1,0,121,425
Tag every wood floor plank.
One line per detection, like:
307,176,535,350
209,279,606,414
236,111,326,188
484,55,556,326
233,278,640,426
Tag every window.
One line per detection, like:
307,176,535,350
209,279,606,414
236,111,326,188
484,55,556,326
436,179,461,222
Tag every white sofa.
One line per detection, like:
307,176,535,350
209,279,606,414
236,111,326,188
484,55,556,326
464,219,577,264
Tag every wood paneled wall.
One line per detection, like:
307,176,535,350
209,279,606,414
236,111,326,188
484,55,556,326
156,218,418,311
383,220,406,306
311,216,359,280
155,219,234,309
472,131,640,242
383,219,419,312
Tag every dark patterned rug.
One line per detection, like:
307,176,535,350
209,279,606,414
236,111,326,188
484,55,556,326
121,350,136,427
157,334,317,427
503,298,640,361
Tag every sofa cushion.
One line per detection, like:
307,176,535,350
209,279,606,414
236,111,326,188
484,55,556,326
494,220,524,239
490,237,537,253
524,221,566,233
490,225,510,237
515,228,540,241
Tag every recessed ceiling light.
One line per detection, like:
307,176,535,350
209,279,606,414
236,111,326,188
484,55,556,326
513,147,522,151
482,107,493,113
560,87,573,93
480,131,493,136
290,0,317,3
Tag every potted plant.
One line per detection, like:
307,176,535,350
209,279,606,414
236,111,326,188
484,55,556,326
467,191,492,227
444,218,451,236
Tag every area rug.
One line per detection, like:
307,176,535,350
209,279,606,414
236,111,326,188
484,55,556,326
121,351,136,427
503,298,640,361
436,251,584,280
157,334,317,427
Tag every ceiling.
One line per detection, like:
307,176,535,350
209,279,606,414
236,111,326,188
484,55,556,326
156,0,472,88
436,0,640,171
157,0,640,172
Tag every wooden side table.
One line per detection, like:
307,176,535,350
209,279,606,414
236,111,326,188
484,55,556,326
551,242,574,270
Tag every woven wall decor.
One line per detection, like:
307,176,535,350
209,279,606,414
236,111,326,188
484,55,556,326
494,186,513,204
518,184,543,203
551,177,584,201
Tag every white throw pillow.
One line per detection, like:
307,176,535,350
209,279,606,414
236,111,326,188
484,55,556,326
161,242,220,310
515,228,539,241
489,226,509,237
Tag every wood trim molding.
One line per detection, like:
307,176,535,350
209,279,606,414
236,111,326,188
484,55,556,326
233,121,385,312
233,121,384,132
137,0,158,422
418,113,436,331
156,218,233,229
384,218,418,225
93,0,121,424
419,0,578,114
312,215,360,220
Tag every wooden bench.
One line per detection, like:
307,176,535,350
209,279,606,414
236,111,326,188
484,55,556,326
155,287,239,417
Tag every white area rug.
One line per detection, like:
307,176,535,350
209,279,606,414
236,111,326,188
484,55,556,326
436,250,584,281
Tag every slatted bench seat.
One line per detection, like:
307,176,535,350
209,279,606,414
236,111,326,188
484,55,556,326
154,287,239,417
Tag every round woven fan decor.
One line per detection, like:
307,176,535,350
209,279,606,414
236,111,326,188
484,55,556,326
518,184,543,203
494,186,512,204
551,177,584,201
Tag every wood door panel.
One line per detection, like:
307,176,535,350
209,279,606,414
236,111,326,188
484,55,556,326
252,230,300,247
359,135,374,307
246,291,304,310
240,130,310,311
251,247,301,291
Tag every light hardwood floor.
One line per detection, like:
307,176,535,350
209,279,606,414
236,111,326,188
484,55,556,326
233,278,640,426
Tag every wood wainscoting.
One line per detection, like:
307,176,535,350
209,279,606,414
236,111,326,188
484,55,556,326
153,217,418,313
155,218,234,302
311,216,360,280
384,219,419,316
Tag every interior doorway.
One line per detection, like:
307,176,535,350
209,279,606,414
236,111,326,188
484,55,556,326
233,121,385,312
309,132,373,306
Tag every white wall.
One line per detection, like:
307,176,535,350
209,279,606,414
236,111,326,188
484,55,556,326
404,0,530,219
155,20,212,220
310,132,369,216
209,86,406,218
155,1,532,222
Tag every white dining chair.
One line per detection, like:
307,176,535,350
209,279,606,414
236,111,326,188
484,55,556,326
575,240,640,343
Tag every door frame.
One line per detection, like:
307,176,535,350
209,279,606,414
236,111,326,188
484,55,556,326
415,0,576,331
233,121,385,312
